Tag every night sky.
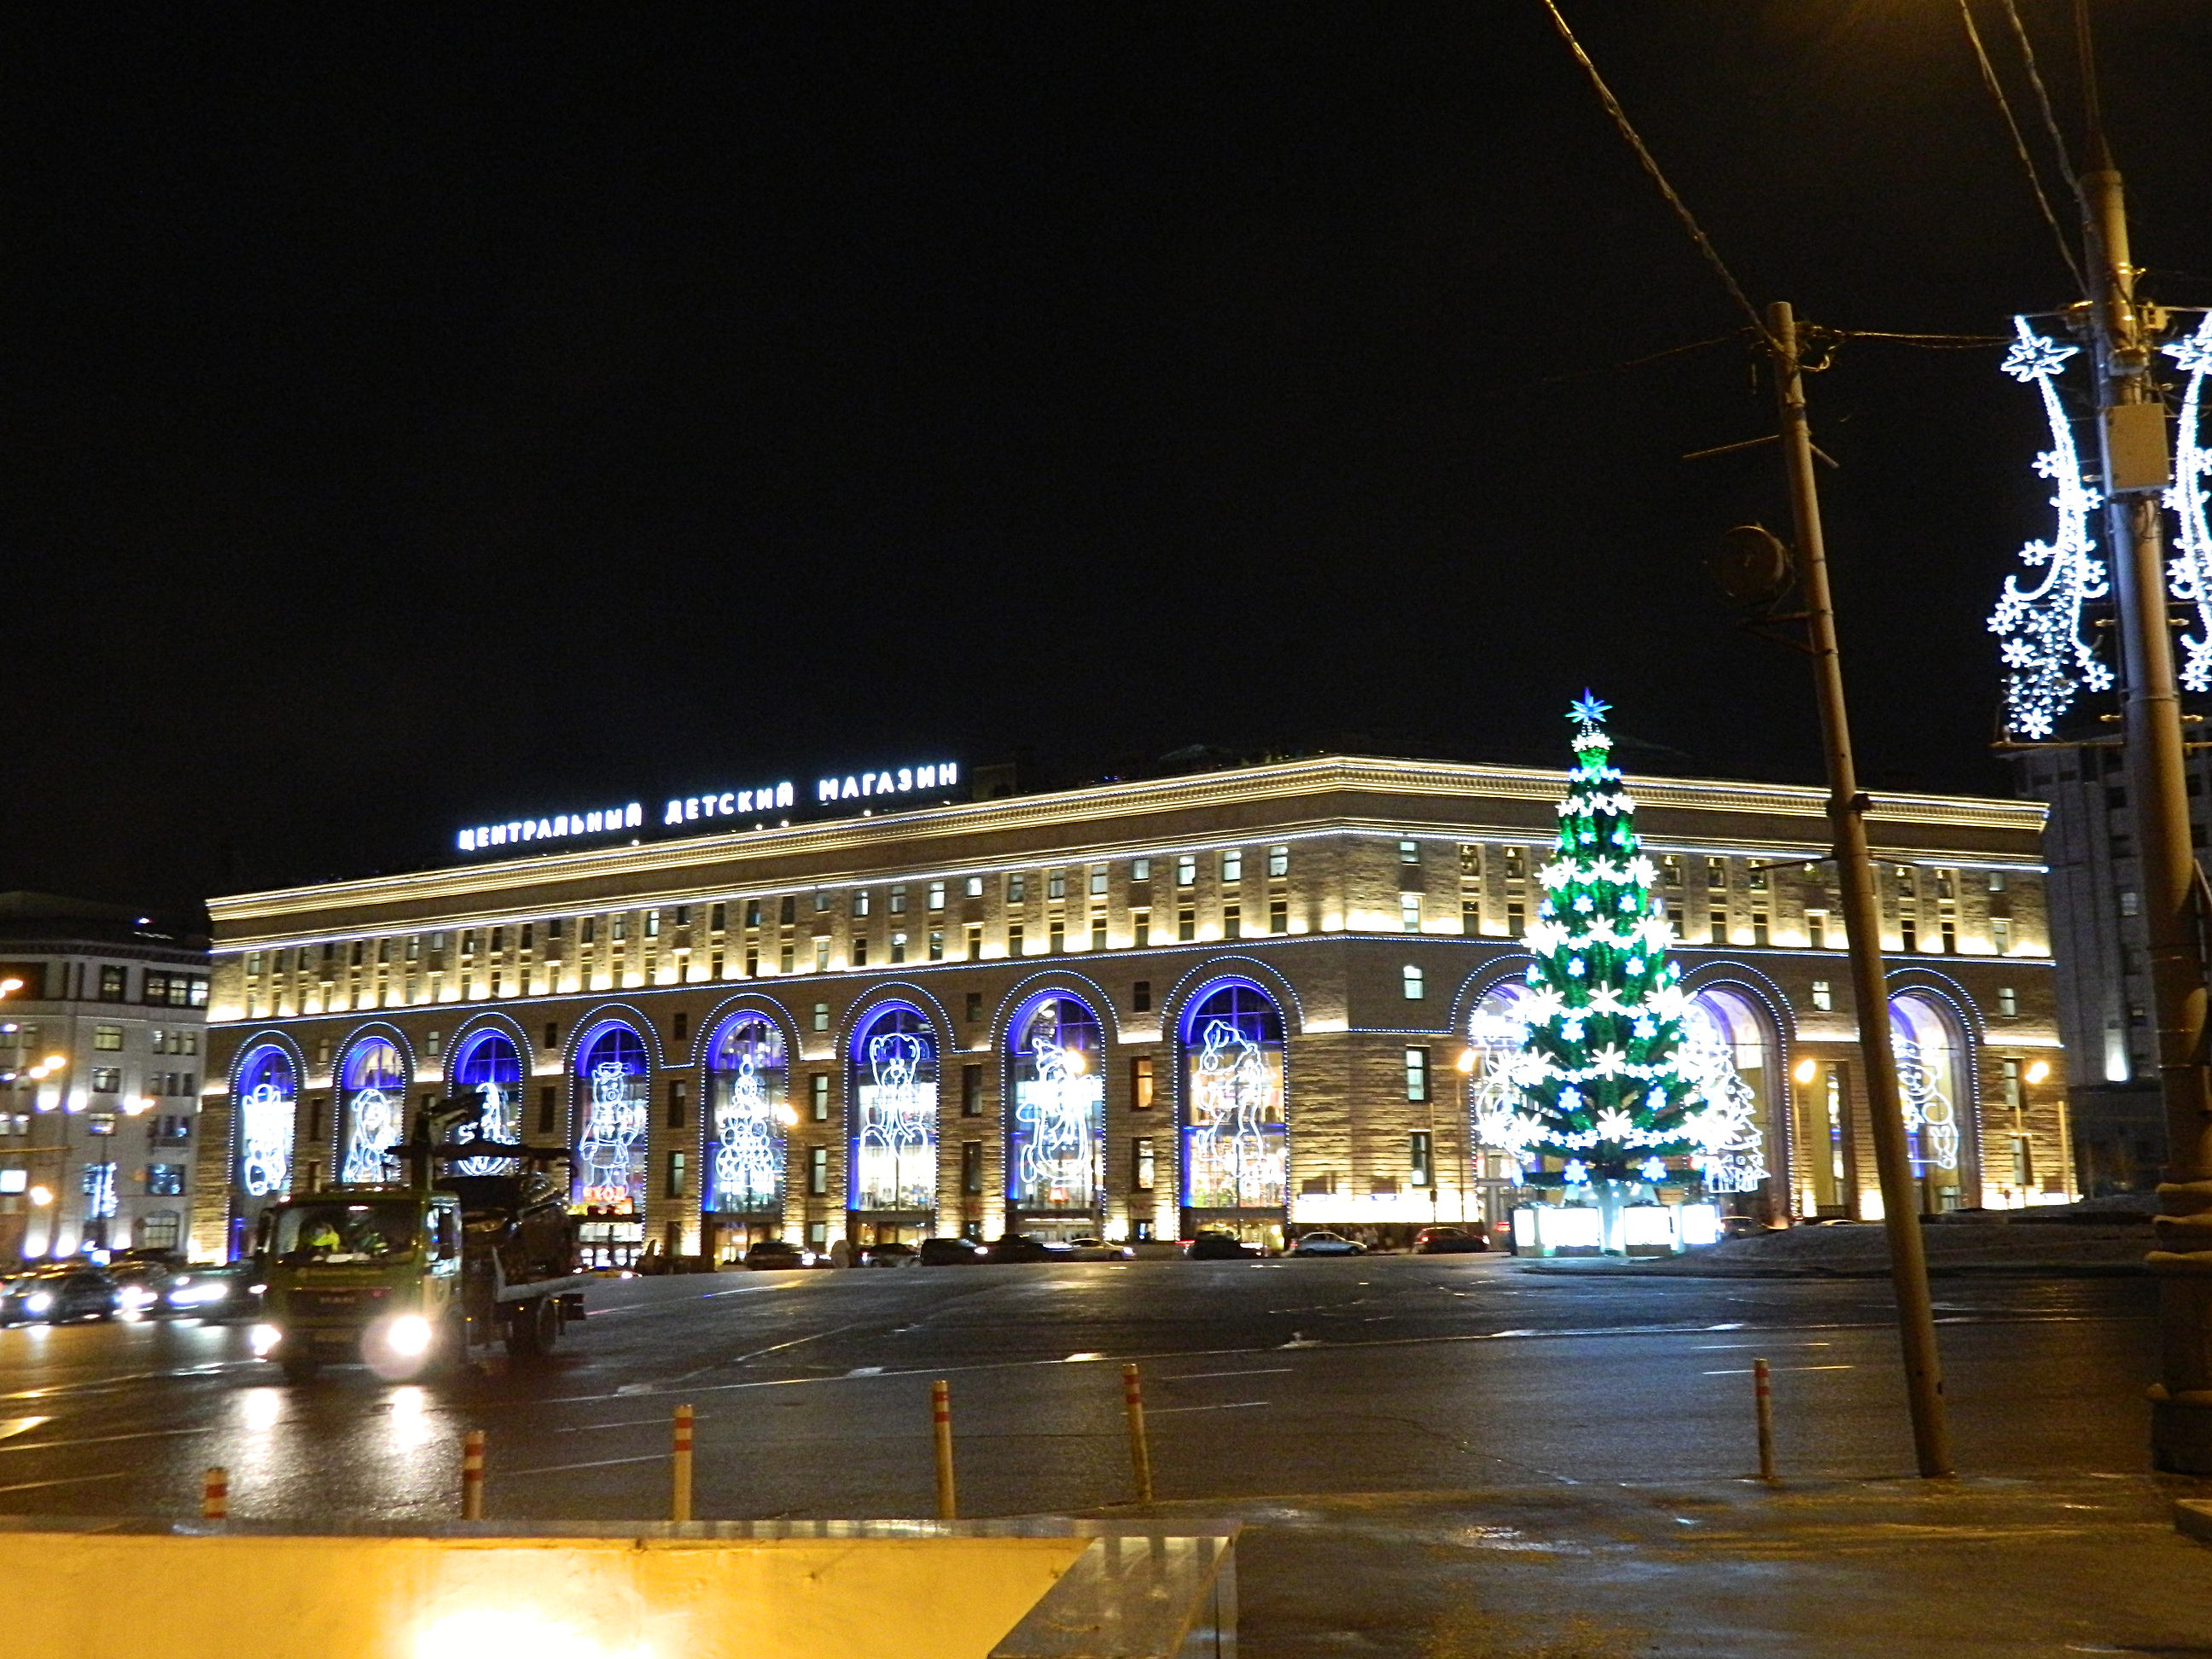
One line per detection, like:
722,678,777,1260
9,3,2210,917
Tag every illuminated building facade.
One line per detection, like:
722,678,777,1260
195,756,2069,1261
0,894,208,1263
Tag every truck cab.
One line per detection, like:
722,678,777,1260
253,1190,464,1382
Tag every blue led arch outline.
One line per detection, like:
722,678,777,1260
834,981,957,1055
441,1011,538,1087
1155,955,1306,1039
982,968,1127,1053
1444,953,1538,1038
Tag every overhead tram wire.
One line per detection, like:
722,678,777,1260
1534,0,1771,348
1957,0,2087,294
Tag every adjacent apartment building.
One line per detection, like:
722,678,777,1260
0,893,208,1262
195,754,2068,1265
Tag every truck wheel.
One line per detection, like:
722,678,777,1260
504,1298,554,1359
281,1356,319,1384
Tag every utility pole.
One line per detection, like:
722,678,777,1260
1766,300,1954,1478
2064,8,2212,1475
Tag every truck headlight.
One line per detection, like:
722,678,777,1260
385,1314,433,1357
248,1323,282,1356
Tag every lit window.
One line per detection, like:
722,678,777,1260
1132,859,1152,882
1047,870,1066,900
1409,1131,1434,1188
889,886,906,914
1007,873,1027,904
1400,895,1422,934
1994,918,2015,953
812,1002,830,1032
1810,980,1832,1012
853,891,871,917
965,876,984,898
1268,845,1289,879
1091,867,1109,896
1402,965,1425,1000
1399,840,1419,865
1405,1046,1429,1102
1176,856,1196,888
1221,849,1242,883
1998,986,2017,1017
93,1025,123,1051
928,882,946,911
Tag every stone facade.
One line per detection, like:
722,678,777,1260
195,756,2067,1261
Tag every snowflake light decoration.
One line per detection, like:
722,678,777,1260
1988,317,2112,739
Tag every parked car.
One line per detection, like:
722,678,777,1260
1185,1231,1260,1260
1060,1237,1132,1261
1413,1225,1488,1255
982,1234,1066,1263
742,1238,809,1271
163,1261,263,1321
917,1236,985,1266
108,1257,178,1315
0,1264,119,1324
859,1241,917,1267
1289,1231,1365,1257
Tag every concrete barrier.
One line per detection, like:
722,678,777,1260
0,1518,1237,1659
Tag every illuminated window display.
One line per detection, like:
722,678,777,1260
851,1004,937,1214
339,1037,408,1185
1179,981,1286,1212
451,1031,522,1174
234,1045,297,1200
573,1024,649,1214
1465,982,1535,1177
1678,988,1773,1199
1890,994,1972,1212
1006,994,1103,1214
707,1015,790,1214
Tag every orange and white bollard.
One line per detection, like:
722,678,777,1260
1753,1358,1777,1483
201,1465,229,1522
931,1378,957,1521
461,1429,486,1519
672,1404,695,1523
1121,1363,1155,1505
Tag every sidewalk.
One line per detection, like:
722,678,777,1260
1111,1473,2212,1657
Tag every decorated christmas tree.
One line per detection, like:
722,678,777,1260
1502,693,1705,1243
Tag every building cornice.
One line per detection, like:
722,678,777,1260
207,754,2046,939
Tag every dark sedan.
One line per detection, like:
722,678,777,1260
742,1238,809,1270
1,1266,119,1324
163,1261,263,1320
1414,1225,1489,1254
982,1234,1067,1263
917,1237,984,1266
1185,1232,1260,1260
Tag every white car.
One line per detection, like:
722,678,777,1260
1059,1237,1132,1261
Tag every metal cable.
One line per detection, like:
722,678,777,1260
1535,0,1773,346
1958,0,2087,294
2005,0,2083,195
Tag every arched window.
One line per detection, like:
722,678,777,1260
1179,982,1286,1212
451,1031,523,1174
234,1045,297,1200
573,1024,649,1214
339,1038,408,1185
1679,988,1776,1200
1465,982,1533,1175
1889,993,1973,1212
707,1016,789,1214
851,1004,938,1214
1007,995,1104,1214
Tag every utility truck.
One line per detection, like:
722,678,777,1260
248,1099,592,1382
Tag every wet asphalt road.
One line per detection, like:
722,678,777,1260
0,1257,2157,1523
